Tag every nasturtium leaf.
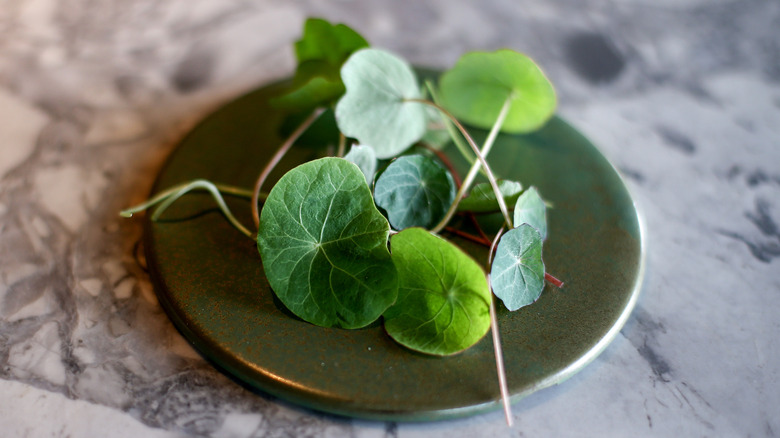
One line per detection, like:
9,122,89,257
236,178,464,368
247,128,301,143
439,49,556,133
490,224,545,311
373,155,456,230
257,158,397,329
294,18,369,66
343,144,377,185
270,18,368,110
335,48,427,159
385,228,491,355
458,180,523,213
513,186,547,240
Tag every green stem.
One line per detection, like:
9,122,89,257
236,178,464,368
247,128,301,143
251,107,326,229
121,179,255,239
424,80,474,165
120,182,262,217
410,96,513,233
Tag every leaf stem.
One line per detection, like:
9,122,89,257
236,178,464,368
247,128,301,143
122,179,254,239
120,182,261,217
545,272,565,288
487,227,513,427
424,80,474,166
251,107,326,229
410,97,513,233
337,132,347,157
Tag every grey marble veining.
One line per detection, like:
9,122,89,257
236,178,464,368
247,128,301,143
1,0,778,436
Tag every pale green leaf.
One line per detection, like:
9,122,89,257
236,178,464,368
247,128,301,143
373,155,456,230
490,224,545,311
440,49,556,133
343,144,377,185
458,180,523,213
257,157,397,329
514,186,547,240
385,228,491,355
335,49,427,159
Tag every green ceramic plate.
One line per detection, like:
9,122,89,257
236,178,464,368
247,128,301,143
143,76,645,421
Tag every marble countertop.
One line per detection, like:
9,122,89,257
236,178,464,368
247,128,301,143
1,0,778,436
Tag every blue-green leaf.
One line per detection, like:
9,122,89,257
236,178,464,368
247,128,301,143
490,224,545,311
514,186,547,240
373,155,456,230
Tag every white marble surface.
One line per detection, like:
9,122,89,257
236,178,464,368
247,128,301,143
1,0,778,436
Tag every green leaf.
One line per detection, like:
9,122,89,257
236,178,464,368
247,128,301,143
271,18,368,110
458,180,523,213
373,155,456,230
513,186,547,240
439,49,556,133
257,157,398,329
490,224,545,311
295,18,368,66
343,144,377,185
335,48,427,159
385,228,491,355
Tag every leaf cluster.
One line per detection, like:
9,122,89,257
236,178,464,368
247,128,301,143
255,19,559,355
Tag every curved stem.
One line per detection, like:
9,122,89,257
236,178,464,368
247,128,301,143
251,107,326,229
120,182,262,218
408,97,513,232
486,227,513,427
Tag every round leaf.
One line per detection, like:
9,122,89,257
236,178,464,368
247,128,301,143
439,49,556,133
335,49,427,159
373,155,456,230
257,157,398,329
490,224,545,311
458,180,523,213
385,228,491,355
343,144,377,185
514,186,547,240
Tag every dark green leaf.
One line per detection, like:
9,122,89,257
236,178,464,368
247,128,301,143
257,158,397,329
343,144,377,185
385,228,491,355
490,224,545,311
440,49,556,133
271,18,368,110
335,49,427,159
373,155,456,230
458,180,523,213
514,186,547,240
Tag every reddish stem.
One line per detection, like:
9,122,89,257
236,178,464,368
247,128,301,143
422,143,462,188
444,227,491,246
545,272,564,288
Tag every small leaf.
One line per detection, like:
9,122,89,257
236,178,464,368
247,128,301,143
440,49,556,133
257,158,397,329
385,228,491,355
373,155,456,230
513,186,547,240
490,224,545,311
343,144,377,185
458,180,523,213
271,18,368,110
335,49,427,159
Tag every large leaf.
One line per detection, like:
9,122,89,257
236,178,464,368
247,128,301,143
513,186,547,240
335,49,427,159
373,155,456,230
490,224,545,311
439,49,556,133
271,18,368,110
343,144,377,185
257,158,397,329
385,228,491,355
458,180,523,213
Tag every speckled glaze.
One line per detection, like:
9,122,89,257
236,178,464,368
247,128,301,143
143,77,644,421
